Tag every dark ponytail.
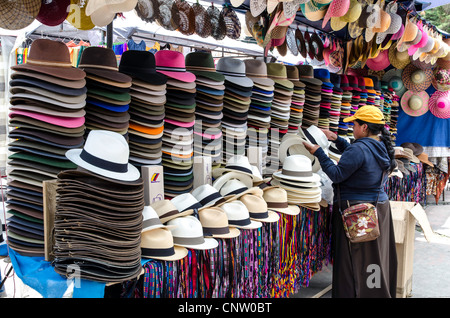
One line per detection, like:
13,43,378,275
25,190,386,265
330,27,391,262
355,119,396,173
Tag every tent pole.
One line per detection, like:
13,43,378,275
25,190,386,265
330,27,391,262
107,20,113,49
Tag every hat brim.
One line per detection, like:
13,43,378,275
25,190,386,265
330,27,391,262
268,204,300,216
156,70,196,83
173,237,218,250
204,227,241,239
272,170,321,183
65,149,141,182
250,210,280,223
11,64,86,81
223,75,254,88
82,67,132,83
141,245,189,261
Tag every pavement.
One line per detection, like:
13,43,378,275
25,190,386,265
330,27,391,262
293,187,450,298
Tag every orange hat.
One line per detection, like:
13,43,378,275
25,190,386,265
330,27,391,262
343,105,385,124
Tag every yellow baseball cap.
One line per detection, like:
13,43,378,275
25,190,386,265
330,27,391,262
343,106,386,124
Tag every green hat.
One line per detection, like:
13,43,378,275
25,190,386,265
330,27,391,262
266,63,294,89
185,51,225,83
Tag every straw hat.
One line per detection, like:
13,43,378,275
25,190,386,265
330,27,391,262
429,90,450,119
135,0,159,23
263,187,300,215
397,17,419,51
400,90,429,117
322,0,350,28
432,67,450,92
220,201,262,229
365,49,390,71
300,0,327,22
388,42,411,69
0,0,41,30
239,193,280,223
198,206,241,239
402,63,432,92
192,2,212,38
167,215,218,250
141,228,188,261
222,6,241,40
207,3,227,41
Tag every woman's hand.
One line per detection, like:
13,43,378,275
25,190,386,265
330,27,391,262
302,141,320,155
321,129,338,141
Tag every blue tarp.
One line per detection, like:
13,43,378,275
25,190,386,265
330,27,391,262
395,86,450,148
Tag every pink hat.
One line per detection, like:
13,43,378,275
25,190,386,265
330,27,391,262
194,130,222,140
322,0,350,28
391,23,404,41
155,50,196,83
400,90,429,117
9,110,85,128
429,90,450,119
164,118,195,128
408,23,428,56
365,49,390,71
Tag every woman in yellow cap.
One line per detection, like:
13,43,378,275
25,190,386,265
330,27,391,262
303,105,397,298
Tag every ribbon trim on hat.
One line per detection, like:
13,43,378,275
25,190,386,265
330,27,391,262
143,218,164,229
27,58,73,68
78,63,119,71
141,246,175,257
199,192,223,206
281,169,313,177
217,70,246,77
158,209,179,220
79,149,128,173
156,66,187,72
202,226,230,236
249,211,269,219
186,66,216,72
267,202,289,209
225,165,253,175
173,236,206,245
228,218,252,227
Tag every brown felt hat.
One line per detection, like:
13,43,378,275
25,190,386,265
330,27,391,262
11,39,86,81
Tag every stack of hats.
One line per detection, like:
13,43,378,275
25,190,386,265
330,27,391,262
297,65,323,129
53,130,144,282
314,68,334,131
155,50,196,198
271,154,322,211
364,77,377,108
6,39,87,256
286,65,306,133
265,63,293,175
337,74,353,138
244,59,275,169
328,73,343,134
357,76,368,109
216,57,253,162
78,46,132,139
347,75,361,140
185,51,225,163
118,50,168,168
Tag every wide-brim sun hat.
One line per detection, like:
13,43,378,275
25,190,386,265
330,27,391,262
400,90,429,117
0,0,42,30
402,63,432,92
65,130,140,182
365,49,390,71
429,90,450,119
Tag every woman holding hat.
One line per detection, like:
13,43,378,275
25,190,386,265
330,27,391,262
303,105,397,298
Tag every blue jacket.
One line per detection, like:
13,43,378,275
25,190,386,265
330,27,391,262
314,136,391,202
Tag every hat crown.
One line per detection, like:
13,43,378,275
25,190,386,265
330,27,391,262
191,184,223,206
26,39,72,66
168,215,205,239
185,51,215,69
282,155,313,174
411,69,426,84
119,50,157,72
221,201,251,220
408,95,423,110
171,193,200,212
240,194,267,213
216,57,246,75
225,155,253,173
141,228,174,249
297,65,315,78
150,199,180,219
263,187,288,203
83,130,129,165
219,179,249,196
155,50,187,69
286,65,300,80
244,59,269,77
198,207,229,229
266,63,288,79
79,46,118,69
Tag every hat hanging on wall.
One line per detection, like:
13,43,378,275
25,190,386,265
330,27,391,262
135,0,159,23
432,67,450,92
365,49,390,71
429,90,450,119
155,0,179,31
388,42,411,69
207,3,227,41
330,0,361,31
402,63,433,92
400,90,429,117
36,0,70,26
322,0,350,29
192,1,212,38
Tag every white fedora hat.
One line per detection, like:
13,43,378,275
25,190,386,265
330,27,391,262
239,193,280,223
212,155,255,179
170,193,203,213
216,178,264,203
303,125,330,155
278,133,321,172
167,216,218,250
191,184,225,207
273,155,321,183
141,227,188,261
262,187,300,216
221,201,262,230
212,171,253,193
65,130,140,182
198,206,241,239
142,206,170,233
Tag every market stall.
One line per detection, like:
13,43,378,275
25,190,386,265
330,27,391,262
0,0,448,298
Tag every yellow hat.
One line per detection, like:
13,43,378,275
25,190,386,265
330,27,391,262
343,106,386,124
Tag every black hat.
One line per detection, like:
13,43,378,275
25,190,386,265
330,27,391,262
119,50,167,85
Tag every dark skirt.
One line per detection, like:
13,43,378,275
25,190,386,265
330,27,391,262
331,200,398,298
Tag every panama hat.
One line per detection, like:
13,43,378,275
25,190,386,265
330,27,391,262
220,201,262,229
65,130,140,182
191,184,226,207
402,63,432,92
0,0,41,30
167,215,218,250
150,199,193,223
429,90,450,119
11,39,86,81
263,187,300,215
239,193,280,223
278,133,321,173
400,90,429,117
273,154,321,183
212,155,255,179
141,206,171,233
212,171,253,193
197,206,240,239
215,179,263,202
141,227,188,261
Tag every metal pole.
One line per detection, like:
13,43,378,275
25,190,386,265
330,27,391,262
107,20,113,49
